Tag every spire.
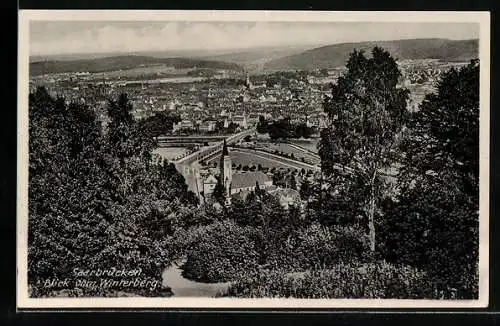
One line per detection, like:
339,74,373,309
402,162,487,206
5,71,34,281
222,139,228,156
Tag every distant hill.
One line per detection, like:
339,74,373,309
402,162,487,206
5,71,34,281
29,55,243,76
197,45,315,70
263,38,479,71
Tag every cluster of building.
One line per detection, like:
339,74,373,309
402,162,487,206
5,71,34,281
396,59,471,112
35,65,432,139
172,112,249,133
28,58,468,143
398,59,469,86
199,141,302,209
30,69,332,135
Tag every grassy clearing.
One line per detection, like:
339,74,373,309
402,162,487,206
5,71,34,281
257,142,320,164
287,139,320,154
206,150,300,170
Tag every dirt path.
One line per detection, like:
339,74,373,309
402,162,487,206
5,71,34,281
161,260,232,297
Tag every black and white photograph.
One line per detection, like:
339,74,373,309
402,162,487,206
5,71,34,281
17,11,490,308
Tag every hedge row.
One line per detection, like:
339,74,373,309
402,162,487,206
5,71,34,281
181,221,375,283
180,221,373,283
218,261,436,299
266,224,371,271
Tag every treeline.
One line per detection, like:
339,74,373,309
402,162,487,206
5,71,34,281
30,55,243,76
186,68,217,78
211,78,246,87
137,111,181,138
28,88,198,297
263,71,309,88
257,116,315,139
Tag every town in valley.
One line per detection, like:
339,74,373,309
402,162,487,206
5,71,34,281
29,47,471,208
26,19,481,301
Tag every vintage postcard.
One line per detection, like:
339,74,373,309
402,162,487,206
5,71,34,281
17,10,490,309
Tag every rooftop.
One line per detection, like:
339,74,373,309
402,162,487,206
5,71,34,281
204,175,218,184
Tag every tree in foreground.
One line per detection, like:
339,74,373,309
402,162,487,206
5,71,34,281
380,60,480,298
28,88,196,297
318,47,409,251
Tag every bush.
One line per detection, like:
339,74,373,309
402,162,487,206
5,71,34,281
266,224,371,271
182,221,261,283
219,261,436,299
378,181,479,299
180,203,226,228
167,225,210,259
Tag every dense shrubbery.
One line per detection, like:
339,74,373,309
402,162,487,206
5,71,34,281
219,261,434,299
180,183,373,284
257,116,315,139
266,224,370,271
181,221,261,282
137,111,180,138
377,184,479,299
181,216,372,283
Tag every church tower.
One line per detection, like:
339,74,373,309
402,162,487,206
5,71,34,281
245,72,253,90
220,140,232,197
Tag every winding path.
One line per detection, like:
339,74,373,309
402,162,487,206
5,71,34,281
161,260,232,297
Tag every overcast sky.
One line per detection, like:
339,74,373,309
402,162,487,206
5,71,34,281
30,21,479,56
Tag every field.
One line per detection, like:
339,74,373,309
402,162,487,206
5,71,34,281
121,76,205,85
286,139,320,154
92,65,193,79
153,147,190,161
206,149,310,171
256,142,320,164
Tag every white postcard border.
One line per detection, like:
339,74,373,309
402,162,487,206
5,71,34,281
17,10,491,309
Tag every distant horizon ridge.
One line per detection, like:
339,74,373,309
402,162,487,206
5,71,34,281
30,37,478,61
29,38,479,76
